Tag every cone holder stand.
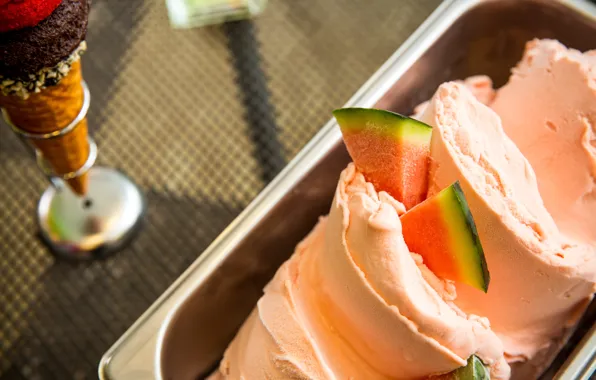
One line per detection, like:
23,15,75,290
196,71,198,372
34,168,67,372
1,82,145,260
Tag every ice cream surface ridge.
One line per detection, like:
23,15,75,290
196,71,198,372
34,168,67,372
491,39,596,246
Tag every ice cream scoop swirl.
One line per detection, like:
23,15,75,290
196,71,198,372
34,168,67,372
215,164,510,379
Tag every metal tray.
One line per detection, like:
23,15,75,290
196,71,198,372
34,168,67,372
99,0,596,379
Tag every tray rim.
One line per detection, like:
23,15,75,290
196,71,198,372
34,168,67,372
99,1,596,379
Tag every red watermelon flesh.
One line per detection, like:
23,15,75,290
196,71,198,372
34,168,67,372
400,181,490,292
333,108,432,210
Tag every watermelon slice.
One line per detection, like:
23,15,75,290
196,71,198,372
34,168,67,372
431,356,490,380
333,108,432,210
400,182,490,292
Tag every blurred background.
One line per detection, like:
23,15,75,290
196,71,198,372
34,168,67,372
0,0,441,378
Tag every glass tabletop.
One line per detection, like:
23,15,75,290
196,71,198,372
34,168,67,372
0,0,440,378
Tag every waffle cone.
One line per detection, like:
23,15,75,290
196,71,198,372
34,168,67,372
0,61,90,195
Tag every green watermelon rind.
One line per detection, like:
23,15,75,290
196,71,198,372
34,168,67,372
431,355,491,380
471,356,491,379
333,108,432,144
451,181,491,292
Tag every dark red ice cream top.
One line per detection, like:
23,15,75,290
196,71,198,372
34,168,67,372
0,0,63,32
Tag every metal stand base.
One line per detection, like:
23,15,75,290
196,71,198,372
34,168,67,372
37,166,145,260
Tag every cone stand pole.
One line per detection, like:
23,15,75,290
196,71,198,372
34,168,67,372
1,82,145,260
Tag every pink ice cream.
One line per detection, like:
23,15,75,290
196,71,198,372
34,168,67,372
213,164,509,379
416,40,596,374
491,39,596,246
412,75,497,117
210,39,596,380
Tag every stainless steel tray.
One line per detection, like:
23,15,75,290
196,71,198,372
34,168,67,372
99,1,596,379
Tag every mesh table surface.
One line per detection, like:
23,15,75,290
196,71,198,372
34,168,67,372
0,0,440,378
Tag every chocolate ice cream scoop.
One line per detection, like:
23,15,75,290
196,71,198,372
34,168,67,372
0,0,90,80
